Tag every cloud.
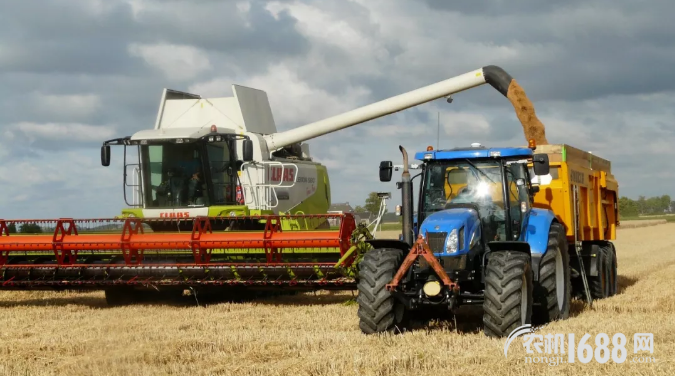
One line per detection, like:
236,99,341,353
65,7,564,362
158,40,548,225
9,122,117,143
1,0,674,220
128,43,212,80
189,64,372,128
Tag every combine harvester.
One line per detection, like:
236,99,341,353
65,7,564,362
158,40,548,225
0,65,618,333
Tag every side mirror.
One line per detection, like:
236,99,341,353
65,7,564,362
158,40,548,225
101,145,111,167
242,139,254,162
532,153,550,176
379,161,393,182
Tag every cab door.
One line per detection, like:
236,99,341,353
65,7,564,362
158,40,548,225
505,162,531,241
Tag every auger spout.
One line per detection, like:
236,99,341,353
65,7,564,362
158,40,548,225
263,65,547,151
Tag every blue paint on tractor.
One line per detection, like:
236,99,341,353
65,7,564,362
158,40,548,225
418,208,481,256
415,147,533,162
522,208,557,255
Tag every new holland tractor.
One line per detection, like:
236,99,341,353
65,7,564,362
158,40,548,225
357,141,619,337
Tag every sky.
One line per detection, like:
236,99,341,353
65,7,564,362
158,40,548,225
1,0,674,219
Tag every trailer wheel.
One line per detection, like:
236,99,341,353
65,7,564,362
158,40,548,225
532,222,571,324
588,246,610,299
601,242,617,297
483,251,533,338
356,248,408,334
609,244,618,296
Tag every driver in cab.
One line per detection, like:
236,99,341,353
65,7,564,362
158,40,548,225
446,170,503,241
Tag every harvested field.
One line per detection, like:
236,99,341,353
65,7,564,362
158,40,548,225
0,222,673,375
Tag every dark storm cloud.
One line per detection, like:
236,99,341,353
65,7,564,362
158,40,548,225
0,0,308,75
418,0,675,103
0,0,311,159
422,0,587,16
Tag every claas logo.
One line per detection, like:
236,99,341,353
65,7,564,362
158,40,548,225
159,212,190,218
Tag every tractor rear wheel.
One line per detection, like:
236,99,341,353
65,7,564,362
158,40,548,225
532,223,571,324
483,251,533,338
356,248,408,334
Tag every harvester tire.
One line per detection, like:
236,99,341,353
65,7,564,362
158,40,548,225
483,251,533,338
532,222,571,324
356,248,408,334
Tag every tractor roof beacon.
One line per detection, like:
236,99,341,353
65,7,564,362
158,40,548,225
357,140,618,337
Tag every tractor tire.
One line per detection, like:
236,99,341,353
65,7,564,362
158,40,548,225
588,246,610,299
483,251,533,338
532,223,571,324
356,248,408,334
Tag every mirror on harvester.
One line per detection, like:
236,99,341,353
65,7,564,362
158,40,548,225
243,139,254,162
532,153,550,176
101,145,111,167
379,161,393,182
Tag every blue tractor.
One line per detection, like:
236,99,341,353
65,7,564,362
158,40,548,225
356,143,571,337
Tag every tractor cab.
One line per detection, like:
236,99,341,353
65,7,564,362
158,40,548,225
381,143,550,255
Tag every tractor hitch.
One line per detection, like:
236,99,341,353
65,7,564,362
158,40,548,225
386,234,459,293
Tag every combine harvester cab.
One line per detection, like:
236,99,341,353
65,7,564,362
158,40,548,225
359,140,619,337
100,85,332,231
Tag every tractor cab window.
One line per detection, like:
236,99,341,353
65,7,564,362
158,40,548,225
421,160,507,242
505,161,531,239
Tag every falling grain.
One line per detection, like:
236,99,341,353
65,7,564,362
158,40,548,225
506,79,549,145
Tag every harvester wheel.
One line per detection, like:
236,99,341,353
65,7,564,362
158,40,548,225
483,251,533,338
356,248,408,334
532,222,571,324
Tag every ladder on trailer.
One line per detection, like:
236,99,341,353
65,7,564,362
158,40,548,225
573,184,593,307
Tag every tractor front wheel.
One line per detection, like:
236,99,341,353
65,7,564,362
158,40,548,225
483,251,533,338
356,248,408,334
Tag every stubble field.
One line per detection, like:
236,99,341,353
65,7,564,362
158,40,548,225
0,221,673,375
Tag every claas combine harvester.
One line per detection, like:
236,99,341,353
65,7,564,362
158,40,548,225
0,65,618,336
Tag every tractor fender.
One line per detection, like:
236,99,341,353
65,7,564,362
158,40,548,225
521,208,558,281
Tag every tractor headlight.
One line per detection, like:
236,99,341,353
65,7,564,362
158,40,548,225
446,229,458,253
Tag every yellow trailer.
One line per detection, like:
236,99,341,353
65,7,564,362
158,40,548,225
530,143,619,300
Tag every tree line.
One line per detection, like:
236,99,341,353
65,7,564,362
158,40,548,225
4,223,43,233
618,195,672,218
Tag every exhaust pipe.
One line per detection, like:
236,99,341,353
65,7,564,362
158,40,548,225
399,145,414,246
